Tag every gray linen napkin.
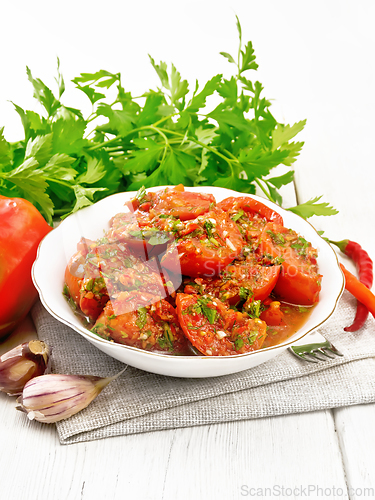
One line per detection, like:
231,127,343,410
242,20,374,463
31,291,375,445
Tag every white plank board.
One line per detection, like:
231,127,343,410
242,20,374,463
0,407,348,500
334,404,375,495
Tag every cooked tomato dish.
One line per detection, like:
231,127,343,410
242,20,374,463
64,185,322,356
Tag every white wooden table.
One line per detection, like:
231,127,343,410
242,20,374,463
1,1,375,498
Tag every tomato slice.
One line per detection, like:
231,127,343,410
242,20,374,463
150,189,216,221
176,293,267,356
107,211,172,258
260,222,322,305
127,185,216,221
191,260,281,306
93,292,189,354
75,237,174,321
161,208,244,278
64,247,108,321
217,196,283,225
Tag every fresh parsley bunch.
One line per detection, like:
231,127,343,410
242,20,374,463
0,17,337,224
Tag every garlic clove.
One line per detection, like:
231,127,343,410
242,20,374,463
16,368,126,423
0,340,51,396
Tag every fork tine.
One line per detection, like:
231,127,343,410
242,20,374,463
318,348,337,359
289,348,319,363
289,338,344,363
325,345,344,357
302,352,321,363
312,348,332,360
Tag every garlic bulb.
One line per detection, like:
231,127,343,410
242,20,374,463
16,368,126,423
0,340,50,396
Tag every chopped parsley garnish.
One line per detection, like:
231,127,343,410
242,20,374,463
204,219,216,239
147,232,170,245
247,332,258,345
85,276,106,293
209,237,220,247
244,300,263,319
231,209,244,222
91,323,109,339
298,305,310,313
239,287,253,301
158,323,174,351
136,307,148,330
135,186,147,204
234,337,244,350
163,323,174,347
96,236,109,245
196,296,218,325
121,256,133,268
63,284,77,311
133,279,143,289
266,230,285,246
291,237,309,256
102,248,118,259
128,230,144,239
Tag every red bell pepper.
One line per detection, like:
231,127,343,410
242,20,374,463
0,196,52,339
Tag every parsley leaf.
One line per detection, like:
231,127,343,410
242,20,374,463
272,120,306,150
26,66,61,117
267,170,295,189
231,209,245,222
196,297,218,325
147,232,170,246
288,196,339,219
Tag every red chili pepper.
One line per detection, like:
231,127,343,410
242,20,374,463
330,239,373,331
0,196,52,339
339,264,375,320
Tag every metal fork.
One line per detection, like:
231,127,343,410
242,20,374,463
289,331,344,363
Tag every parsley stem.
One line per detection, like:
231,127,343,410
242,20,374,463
147,125,170,147
151,114,178,127
86,115,176,152
157,127,234,167
53,208,70,215
255,178,273,202
87,135,123,151
43,177,73,188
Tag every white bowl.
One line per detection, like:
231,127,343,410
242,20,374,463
32,186,344,378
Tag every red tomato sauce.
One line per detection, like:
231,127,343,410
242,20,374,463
63,186,321,357
261,301,314,348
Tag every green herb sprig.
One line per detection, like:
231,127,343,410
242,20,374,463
0,18,337,224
